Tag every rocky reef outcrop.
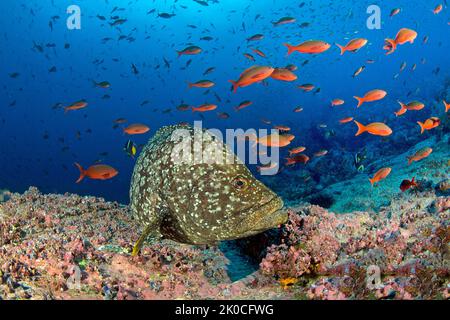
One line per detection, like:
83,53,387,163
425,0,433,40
271,133,449,214
0,187,448,300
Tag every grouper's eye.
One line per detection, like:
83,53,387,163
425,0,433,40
232,175,249,190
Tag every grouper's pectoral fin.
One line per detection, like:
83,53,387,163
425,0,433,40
131,204,170,256
131,225,162,257
132,225,156,256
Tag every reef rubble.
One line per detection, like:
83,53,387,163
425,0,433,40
0,187,448,300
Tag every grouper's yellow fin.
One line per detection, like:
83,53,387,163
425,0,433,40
132,225,155,256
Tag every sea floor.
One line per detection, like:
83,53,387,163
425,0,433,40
0,181,448,299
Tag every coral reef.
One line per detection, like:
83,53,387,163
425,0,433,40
0,189,10,203
274,133,450,213
259,202,449,299
0,188,286,300
0,186,448,300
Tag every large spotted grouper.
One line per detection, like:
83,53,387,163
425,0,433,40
130,125,287,255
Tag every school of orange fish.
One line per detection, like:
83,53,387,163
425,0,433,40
66,3,448,194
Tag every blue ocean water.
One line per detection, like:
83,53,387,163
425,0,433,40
0,0,448,204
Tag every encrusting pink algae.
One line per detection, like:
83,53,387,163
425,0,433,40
0,187,448,300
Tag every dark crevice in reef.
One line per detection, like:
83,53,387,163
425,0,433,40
220,228,284,281
306,193,335,209
219,241,260,282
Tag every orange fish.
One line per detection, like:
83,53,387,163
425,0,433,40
395,100,425,116
124,123,150,135
217,112,230,119
293,106,303,112
270,68,297,81
177,45,202,57
284,40,331,55
188,80,215,88
384,28,417,55
354,89,387,107
272,17,296,26
394,107,407,117
354,121,392,136
193,103,217,112
114,118,127,124
398,100,425,111
274,125,291,132
352,66,366,78
285,64,298,71
443,100,450,113
247,34,264,42
74,163,118,183
433,4,443,14
390,8,401,17
288,146,306,156
285,154,310,165
407,147,432,165
297,84,315,92
314,150,328,157
235,100,253,111
254,133,295,147
177,103,192,111
417,117,440,134
369,167,392,186
229,65,274,93
257,162,279,173
400,177,418,192
251,48,266,57
331,99,345,106
243,53,255,61
279,277,298,289
65,100,88,113
336,38,368,55
339,117,354,124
